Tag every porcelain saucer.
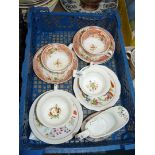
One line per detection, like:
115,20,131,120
73,65,121,111
29,90,83,144
72,26,115,64
20,0,58,9
33,44,78,84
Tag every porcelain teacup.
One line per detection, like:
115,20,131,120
81,27,111,55
36,90,74,128
41,43,73,73
79,65,111,98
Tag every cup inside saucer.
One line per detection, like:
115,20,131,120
81,28,110,55
36,92,74,128
41,44,73,73
79,65,111,97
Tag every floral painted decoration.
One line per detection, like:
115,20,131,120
48,104,61,119
49,47,57,54
83,81,115,106
117,106,129,121
90,44,97,51
86,80,99,92
54,59,62,68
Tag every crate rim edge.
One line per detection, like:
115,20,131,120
19,7,135,153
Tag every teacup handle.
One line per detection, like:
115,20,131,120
68,43,73,51
73,70,83,77
54,84,58,90
68,43,81,78
75,129,90,140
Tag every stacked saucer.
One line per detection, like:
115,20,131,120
19,0,58,9
73,65,121,111
71,26,115,64
33,43,78,84
20,0,48,7
29,90,83,144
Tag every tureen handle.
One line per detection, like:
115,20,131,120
75,129,90,140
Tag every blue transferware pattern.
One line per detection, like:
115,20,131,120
60,0,118,13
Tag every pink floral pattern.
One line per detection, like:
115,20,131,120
34,108,78,139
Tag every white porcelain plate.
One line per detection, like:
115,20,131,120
29,90,83,144
33,44,78,84
73,65,121,111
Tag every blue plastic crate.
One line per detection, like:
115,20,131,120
20,7,135,155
